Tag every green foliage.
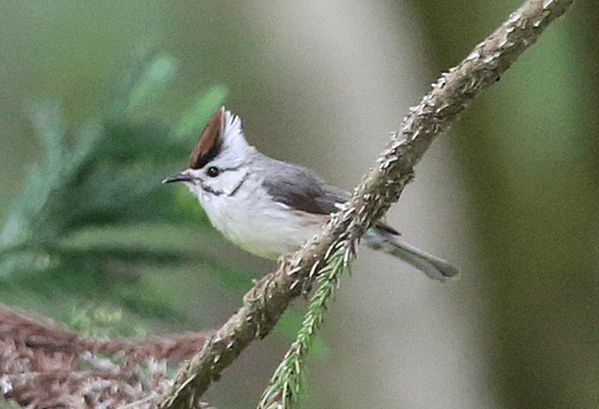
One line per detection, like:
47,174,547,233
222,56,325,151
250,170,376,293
274,308,329,359
102,53,180,121
0,50,245,333
67,305,145,339
260,247,350,408
126,54,180,117
0,52,217,255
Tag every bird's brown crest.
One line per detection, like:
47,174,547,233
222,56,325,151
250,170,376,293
189,106,225,169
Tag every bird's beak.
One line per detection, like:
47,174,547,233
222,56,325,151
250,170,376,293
162,169,193,184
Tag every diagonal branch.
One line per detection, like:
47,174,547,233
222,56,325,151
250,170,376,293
160,0,574,407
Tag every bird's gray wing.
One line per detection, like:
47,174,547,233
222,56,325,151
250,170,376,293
259,156,400,234
260,158,345,215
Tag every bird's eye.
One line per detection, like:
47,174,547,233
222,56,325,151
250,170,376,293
206,166,220,177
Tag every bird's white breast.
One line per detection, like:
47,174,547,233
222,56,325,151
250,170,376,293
193,178,327,259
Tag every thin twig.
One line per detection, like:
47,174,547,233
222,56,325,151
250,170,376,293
258,247,350,408
160,0,574,407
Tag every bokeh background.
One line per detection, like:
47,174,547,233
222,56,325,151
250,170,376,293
1,0,598,408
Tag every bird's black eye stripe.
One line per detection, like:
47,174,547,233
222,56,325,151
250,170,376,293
206,166,220,177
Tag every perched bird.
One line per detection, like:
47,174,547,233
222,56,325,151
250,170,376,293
164,107,459,280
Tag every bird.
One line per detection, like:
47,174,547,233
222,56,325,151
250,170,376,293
164,107,459,281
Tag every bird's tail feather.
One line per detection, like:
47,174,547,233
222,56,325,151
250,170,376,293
385,240,459,281
365,228,459,281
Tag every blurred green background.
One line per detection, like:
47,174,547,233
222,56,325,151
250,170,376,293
1,0,597,408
